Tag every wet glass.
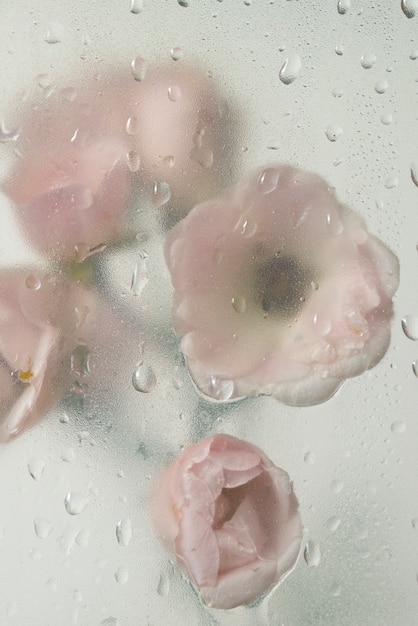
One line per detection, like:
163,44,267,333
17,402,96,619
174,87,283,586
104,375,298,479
0,1,417,624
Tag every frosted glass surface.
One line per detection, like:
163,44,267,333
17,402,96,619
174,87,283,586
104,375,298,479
0,1,417,625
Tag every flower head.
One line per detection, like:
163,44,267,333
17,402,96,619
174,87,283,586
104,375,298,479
165,165,399,405
151,434,302,609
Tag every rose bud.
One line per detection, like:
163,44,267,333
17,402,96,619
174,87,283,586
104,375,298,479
151,434,303,609
164,164,400,406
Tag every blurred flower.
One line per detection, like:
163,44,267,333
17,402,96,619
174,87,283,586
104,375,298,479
151,434,302,609
165,165,400,405
3,85,130,261
0,269,93,442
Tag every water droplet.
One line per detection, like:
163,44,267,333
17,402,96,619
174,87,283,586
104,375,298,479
126,150,141,172
304,451,315,465
126,115,139,135
75,305,90,330
25,274,41,290
163,155,175,168
410,49,418,60
131,252,148,297
74,242,107,263
170,47,184,61
231,295,247,314
335,45,344,56
361,53,377,69
167,85,182,101
64,492,89,515
202,376,234,401
332,87,344,98
304,541,321,567
337,0,351,13
402,316,418,340
76,528,90,547
412,360,418,376
157,573,170,596
375,79,389,94
151,180,171,207
34,517,53,539
327,516,341,532
258,167,280,194
410,162,418,187
279,52,302,84
0,120,20,143
70,344,90,378
131,56,147,81
45,22,64,44
115,566,129,584
61,448,76,462
177,0,189,6
391,420,406,434
313,312,332,336
381,113,393,125
330,479,344,494
326,210,344,236
401,0,418,18
130,0,143,13
384,176,398,189
325,125,342,142
132,363,157,393
116,518,133,546
27,458,45,481
192,145,214,168
101,619,120,626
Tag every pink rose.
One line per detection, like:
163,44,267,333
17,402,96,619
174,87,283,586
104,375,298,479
3,84,130,260
151,434,303,609
164,165,400,405
0,270,93,442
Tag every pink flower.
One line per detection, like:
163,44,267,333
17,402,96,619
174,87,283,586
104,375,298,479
165,165,400,405
0,270,92,442
151,434,302,609
3,85,129,260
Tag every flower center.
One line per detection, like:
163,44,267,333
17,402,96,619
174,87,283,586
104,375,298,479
254,255,314,319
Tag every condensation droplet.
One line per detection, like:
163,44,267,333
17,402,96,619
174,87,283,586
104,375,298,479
132,363,157,393
381,113,393,125
401,0,418,18
391,420,406,434
203,376,234,401
330,479,344,494
151,180,171,207
313,312,332,336
325,125,342,142
337,0,351,14
168,85,182,101
70,344,90,378
45,22,64,44
131,56,147,81
126,115,139,135
304,541,321,567
101,619,120,626
231,295,247,314
410,49,418,60
130,0,143,13
163,155,175,168
170,47,184,61
28,458,45,481
361,52,377,69
157,573,170,596
131,252,148,297
126,150,141,172
64,492,89,515
402,316,418,340
192,145,214,168
258,167,280,194
177,0,189,6
76,528,90,547
116,518,133,546
327,516,342,532
75,305,90,330
375,79,389,94
304,451,315,465
384,176,398,189
115,566,129,584
412,360,418,377
61,448,76,462
335,45,344,56
410,162,418,187
279,52,302,84
25,274,41,290
34,517,53,539
0,120,20,143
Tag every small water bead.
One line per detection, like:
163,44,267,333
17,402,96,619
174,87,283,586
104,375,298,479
177,0,189,5
381,113,393,125
64,492,89,515
25,274,41,290
384,176,398,189
115,566,129,584
157,573,171,596
335,45,344,56
126,116,139,135
304,451,315,465
391,420,406,434
192,146,214,168
412,360,418,377
402,316,418,341
312,312,332,336
337,0,351,14
130,0,143,13
116,518,133,546
163,155,175,168
126,150,141,172
70,344,90,378
332,87,344,98
132,363,157,392
231,295,247,314
304,541,321,567
76,528,90,547
151,180,171,207
45,22,64,44
131,56,147,81
375,79,389,94
28,458,45,481
167,85,182,101
401,0,418,18
61,448,76,462
170,47,184,61
410,162,418,187
34,517,53,539
410,49,418,60
202,376,234,401
327,515,342,532
361,53,377,69
258,168,280,194
330,479,344,494
279,53,302,85
325,125,342,142
75,304,90,330
0,121,19,143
